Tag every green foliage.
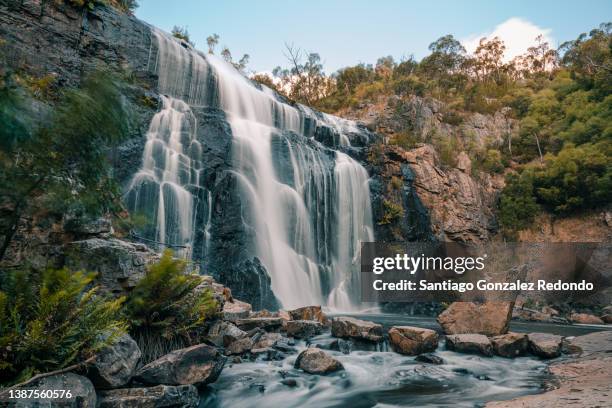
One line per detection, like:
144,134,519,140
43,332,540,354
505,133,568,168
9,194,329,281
389,130,420,150
379,199,404,225
482,149,504,173
171,26,194,46
498,173,540,233
0,68,130,261
124,250,217,361
0,268,126,386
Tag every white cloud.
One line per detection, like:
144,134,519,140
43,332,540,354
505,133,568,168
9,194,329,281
461,18,555,61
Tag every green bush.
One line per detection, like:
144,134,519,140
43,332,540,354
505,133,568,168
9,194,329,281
498,173,540,234
379,200,404,225
482,149,505,173
124,250,217,362
0,268,126,386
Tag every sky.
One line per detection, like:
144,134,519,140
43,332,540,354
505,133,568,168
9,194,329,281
136,0,611,74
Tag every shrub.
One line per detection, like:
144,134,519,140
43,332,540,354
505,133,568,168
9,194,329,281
124,250,217,362
389,130,420,150
0,268,126,386
498,173,540,234
379,199,404,225
482,149,504,173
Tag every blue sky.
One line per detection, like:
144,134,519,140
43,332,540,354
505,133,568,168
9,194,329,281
136,0,611,73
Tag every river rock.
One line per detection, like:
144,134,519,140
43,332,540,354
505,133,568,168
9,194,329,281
437,302,513,336
445,334,493,356
388,326,439,355
222,300,252,321
225,337,254,355
415,353,444,365
569,313,604,325
9,373,96,407
207,321,247,347
97,385,198,408
490,332,528,358
528,333,563,359
288,306,329,325
331,317,384,342
135,344,225,387
235,317,284,331
294,348,344,374
285,320,323,339
87,334,141,389
601,314,612,324
253,332,283,349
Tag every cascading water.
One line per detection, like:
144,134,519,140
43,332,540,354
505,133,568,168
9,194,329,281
129,27,375,310
125,95,202,258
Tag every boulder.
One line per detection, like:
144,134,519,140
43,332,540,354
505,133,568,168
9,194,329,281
135,344,225,387
329,339,353,355
222,300,252,321
294,348,344,375
331,317,383,342
490,332,528,358
388,326,439,355
253,332,283,349
225,337,254,355
285,320,323,339
87,334,141,389
8,373,96,407
235,317,283,331
415,353,444,365
249,309,274,318
288,306,329,325
64,238,158,295
207,321,247,347
562,331,612,356
569,313,604,325
445,334,493,356
602,314,612,324
528,333,563,359
97,385,198,408
437,302,513,336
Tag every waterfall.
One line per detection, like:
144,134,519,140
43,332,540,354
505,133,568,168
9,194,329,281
125,95,201,257
129,27,375,310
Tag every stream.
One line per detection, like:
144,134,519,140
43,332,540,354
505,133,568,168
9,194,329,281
200,314,609,407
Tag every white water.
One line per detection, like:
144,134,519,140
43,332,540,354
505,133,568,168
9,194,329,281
126,95,201,258
131,27,374,310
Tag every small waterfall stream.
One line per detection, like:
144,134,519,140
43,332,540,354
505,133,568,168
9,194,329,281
128,27,374,310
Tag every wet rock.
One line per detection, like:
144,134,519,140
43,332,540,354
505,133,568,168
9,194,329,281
528,333,563,359
222,300,252,321
329,339,353,354
87,334,141,389
294,348,344,374
331,316,384,342
135,344,225,387
415,353,444,365
445,334,493,356
437,302,513,336
388,326,439,355
97,385,198,408
490,332,528,358
569,313,604,325
562,331,612,356
207,321,247,347
64,238,157,295
602,314,612,324
288,306,329,325
225,337,254,355
63,216,113,237
235,317,283,331
280,378,298,387
249,309,274,318
252,332,283,349
9,373,96,407
285,320,323,339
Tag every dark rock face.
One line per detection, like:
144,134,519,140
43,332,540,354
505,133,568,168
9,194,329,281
331,317,384,342
97,385,198,408
388,326,439,355
491,333,528,358
528,333,563,359
445,334,493,356
10,373,96,407
294,348,344,375
284,320,323,339
135,344,225,387
87,334,141,389
415,353,444,365
64,238,158,295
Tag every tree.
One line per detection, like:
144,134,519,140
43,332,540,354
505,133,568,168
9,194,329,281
220,46,250,73
0,70,130,262
418,34,467,91
171,26,194,47
472,36,507,83
206,33,220,54
498,173,540,233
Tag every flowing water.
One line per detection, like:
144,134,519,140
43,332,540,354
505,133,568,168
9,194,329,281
128,27,374,310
